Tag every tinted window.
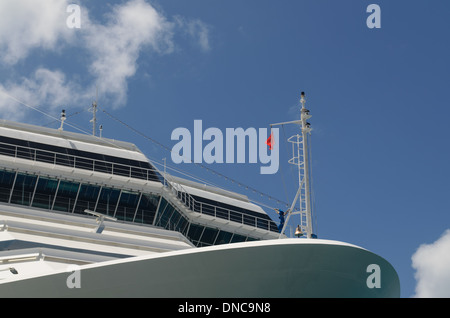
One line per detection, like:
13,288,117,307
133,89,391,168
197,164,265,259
73,184,100,215
134,193,159,225
53,180,80,212
96,187,120,217
115,190,140,222
215,231,233,245
187,223,204,246
10,173,37,206
32,177,58,209
0,170,15,202
199,227,218,246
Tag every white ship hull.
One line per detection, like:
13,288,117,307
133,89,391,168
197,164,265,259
0,239,400,298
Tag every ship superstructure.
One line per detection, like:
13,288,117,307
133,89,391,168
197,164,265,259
0,118,279,248
0,93,400,298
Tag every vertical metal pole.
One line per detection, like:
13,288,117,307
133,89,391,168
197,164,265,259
71,183,82,214
300,92,313,238
51,178,61,211
153,195,163,226
91,101,97,136
297,134,302,217
273,90,315,239
30,175,40,207
132,192,143,222
8,171,18,204
94,185,102,212
113,189,122,218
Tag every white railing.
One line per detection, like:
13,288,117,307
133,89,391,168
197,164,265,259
0,140,161,182
163,174,276,232
0,140,277,233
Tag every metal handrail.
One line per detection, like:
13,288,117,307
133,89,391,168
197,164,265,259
163,174,276,232
0,141,160,182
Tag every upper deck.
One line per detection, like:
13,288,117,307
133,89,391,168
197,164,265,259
0,120,162,183
0,119,280,248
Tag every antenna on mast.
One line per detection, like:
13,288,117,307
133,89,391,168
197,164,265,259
91,100,97,136
90,86,98,136
271,91,316,239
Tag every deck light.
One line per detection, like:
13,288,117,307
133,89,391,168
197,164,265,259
295,225,303,238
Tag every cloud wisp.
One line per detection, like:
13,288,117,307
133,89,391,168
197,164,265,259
0,68,84,121
174,15,212,52
412,229,450,297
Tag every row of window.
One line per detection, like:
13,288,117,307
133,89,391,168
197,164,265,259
0,135,163,183
0,135,280,235
154,197,255,246
0,169,259,247
0,170,159,224
186,193,278,232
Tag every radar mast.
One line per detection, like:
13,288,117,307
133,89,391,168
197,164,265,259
271,92,315,239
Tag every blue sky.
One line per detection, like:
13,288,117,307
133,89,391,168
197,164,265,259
0,0,449,298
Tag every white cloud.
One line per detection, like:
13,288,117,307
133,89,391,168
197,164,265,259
0,0,72,65
83,0,175,108
412,229,450,297
0,68,83,121
0,0,211,120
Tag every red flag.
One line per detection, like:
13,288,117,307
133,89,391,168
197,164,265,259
266,132,274,150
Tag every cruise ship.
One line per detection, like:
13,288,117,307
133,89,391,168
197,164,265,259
0,93,400,297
